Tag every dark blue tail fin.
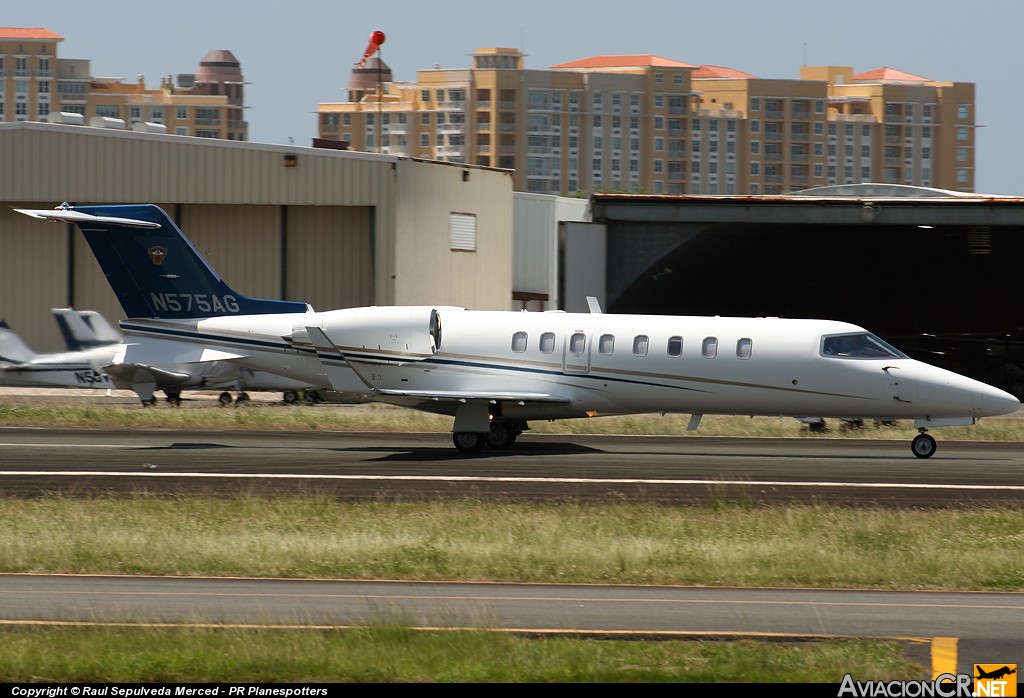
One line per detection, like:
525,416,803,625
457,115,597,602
19,204,309,319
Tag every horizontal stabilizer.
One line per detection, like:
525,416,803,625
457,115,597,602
116,339,249,366
14,208,161,228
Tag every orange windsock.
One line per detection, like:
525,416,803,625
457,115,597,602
356,30,386,67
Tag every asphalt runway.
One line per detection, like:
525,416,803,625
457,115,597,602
0,427,1022,507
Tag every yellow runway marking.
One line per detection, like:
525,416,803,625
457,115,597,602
932,637,959,680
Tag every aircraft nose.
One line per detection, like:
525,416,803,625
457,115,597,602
980,384,1021,418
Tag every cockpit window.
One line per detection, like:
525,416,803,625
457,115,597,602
821,332,906,359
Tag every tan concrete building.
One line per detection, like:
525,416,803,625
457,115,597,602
317,49,976,195
0,27,247,140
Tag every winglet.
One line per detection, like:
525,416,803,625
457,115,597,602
586,296,603,314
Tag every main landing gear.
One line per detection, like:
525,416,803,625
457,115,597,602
911,430,937,459
452,421,526,453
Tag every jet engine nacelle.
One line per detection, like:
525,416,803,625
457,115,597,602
315,306,461,362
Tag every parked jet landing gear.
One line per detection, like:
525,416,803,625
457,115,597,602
165,391,182,407
218,391,233,406
911,430,936,459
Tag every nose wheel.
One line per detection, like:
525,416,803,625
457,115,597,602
911,432,936,459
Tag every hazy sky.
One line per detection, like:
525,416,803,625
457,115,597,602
7,1,1022,194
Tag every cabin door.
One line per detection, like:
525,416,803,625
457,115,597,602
562,327,592,374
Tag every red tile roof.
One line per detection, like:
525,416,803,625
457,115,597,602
550,55,696,69
0,27,63,40
853,66,930,82
692,64,758,79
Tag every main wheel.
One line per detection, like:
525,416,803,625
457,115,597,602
486,422,518,449
911,433,936,459
452,432,486,453
283,390,299,405
218,392,233,405
305,390,320,405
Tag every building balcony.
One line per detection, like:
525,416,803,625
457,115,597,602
476,122,491,132
698,108,741,119
386,123,409,134
438,122,464,133
438,100,466,110
833,114,876,123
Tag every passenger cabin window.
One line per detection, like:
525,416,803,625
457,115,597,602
633,335,649,356
511,331,528,353
539,332,555,354
667,336,683,357
821,333,906,359
702,336,718,359
736,337,752,359
599,333,615,355
569,332,586,356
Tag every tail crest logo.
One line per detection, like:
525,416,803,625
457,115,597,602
148,245,168,266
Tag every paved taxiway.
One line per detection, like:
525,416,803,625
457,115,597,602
1,574,1021,678
0,427,1022,507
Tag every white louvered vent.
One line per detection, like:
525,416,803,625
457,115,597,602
450,212,477,252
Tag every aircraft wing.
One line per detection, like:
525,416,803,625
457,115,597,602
101,362,196,388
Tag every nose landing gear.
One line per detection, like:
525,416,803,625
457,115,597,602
911,430,936,459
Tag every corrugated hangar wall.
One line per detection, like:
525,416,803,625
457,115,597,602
0,122,514,352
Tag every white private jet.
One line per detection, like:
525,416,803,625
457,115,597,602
15,203,1020,457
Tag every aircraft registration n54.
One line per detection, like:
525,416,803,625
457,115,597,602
15,203,1020,456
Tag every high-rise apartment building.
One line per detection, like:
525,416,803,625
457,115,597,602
317,48,975,194
0,27,247,140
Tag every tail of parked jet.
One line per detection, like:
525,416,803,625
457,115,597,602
16,204,311,320
0,319,37,364
52,308,123,351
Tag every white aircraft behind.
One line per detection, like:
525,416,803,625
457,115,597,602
49,307,322,405
15,203,1020,457
0,308,319,406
